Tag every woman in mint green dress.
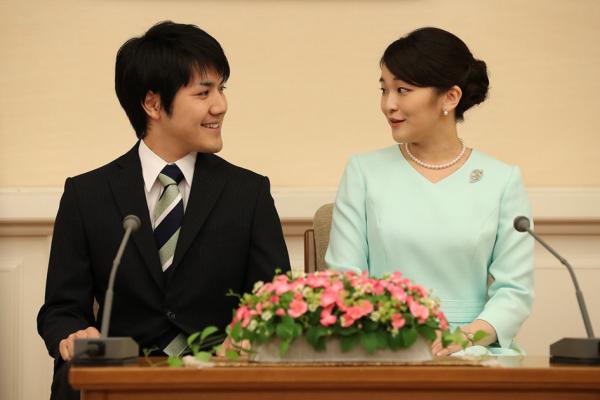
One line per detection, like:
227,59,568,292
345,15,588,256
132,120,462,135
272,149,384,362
325,28,534,356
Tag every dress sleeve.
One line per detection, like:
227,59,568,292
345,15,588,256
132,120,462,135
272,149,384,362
477,166,535,349
325,156,369,273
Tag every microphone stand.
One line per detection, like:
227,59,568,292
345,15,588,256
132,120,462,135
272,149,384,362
514,216,599,365
72,215,141,365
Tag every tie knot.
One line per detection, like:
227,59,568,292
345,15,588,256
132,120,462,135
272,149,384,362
158,164,184,187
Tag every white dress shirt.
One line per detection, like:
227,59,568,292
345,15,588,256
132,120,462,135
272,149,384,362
138,140,196,229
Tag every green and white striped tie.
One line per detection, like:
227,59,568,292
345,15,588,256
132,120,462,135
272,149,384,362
154,164,184,272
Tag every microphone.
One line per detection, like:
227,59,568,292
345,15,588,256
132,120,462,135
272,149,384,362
73,215,141,365
514,216,599,364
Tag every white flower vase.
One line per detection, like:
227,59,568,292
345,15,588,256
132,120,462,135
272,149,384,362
250,336,432,363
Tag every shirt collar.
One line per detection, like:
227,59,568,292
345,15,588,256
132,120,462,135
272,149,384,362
138,140,197,192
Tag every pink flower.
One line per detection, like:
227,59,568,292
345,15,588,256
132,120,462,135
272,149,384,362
391,313,406,329
437,311,448,330
275,308,285,316
234,306,252,328
388,285,407,302
273,281,292,295
345,306,364,321
320,287,339,308
340,313,356,328
288,299,308,318
372,280,387,295
343,300,373,322
409,301,429,324
358,300,374,315
270,295,280,304
320,305,337,326
410,284,429,297
306,274,329,288
336,292,349,312
390,271,404,284
257,282,274,295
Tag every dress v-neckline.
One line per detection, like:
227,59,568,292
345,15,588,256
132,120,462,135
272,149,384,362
397,145,476,186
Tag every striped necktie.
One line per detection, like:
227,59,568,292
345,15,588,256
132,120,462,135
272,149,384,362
154,164,184,272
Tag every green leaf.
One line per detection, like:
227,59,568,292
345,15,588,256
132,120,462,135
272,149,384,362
401,327,418,348
472,330,489,342
307,309,321,325
187,332,201,347
231,322,242,341
276,320,295,340
363,319,379,332
200,326,219,342
360,332,378,354
194,351,212,363
142,346,159,357
241,329,257,342
226,289,241,299
279,339,291,356
226,349,240,360
335,325,358,336
417,326,437,342
441,328,468,349
305,326,325,348
441,330,455,348
375,330,388,350
388,332,405,350
340,334,360,352
168,356,183,368
293,322,303,338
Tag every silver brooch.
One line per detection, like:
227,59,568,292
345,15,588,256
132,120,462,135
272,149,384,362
470,169,484,183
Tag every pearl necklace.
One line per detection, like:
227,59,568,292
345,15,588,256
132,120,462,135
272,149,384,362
404,139,466,170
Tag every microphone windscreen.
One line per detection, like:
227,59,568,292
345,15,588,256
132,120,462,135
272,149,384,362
123,215,141,232
513,216,530,232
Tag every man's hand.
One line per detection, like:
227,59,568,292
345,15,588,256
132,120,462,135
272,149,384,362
216,336,251,358
59,327,101,361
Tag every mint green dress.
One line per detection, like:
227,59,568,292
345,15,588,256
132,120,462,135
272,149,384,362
325,146,534,354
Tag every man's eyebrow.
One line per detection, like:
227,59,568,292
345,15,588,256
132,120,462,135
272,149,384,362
198,81,216,88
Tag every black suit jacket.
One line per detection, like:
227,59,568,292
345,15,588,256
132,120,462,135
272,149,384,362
37,143,291,360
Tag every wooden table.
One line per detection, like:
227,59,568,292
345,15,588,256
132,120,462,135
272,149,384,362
70,357,600,400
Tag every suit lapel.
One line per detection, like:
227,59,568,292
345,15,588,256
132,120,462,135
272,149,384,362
170,153,228,272
108,143,164,290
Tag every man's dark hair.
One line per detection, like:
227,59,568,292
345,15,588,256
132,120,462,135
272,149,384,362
381,27,489,121
115,21,230,138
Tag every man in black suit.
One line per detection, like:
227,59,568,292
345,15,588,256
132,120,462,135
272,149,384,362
37,21,290,399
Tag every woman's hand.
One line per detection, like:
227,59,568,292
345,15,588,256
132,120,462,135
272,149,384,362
431,319,497,357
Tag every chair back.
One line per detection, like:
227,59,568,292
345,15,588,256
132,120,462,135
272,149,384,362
304,203,334,273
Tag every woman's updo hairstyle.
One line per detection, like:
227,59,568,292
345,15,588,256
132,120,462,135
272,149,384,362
381,27,489,121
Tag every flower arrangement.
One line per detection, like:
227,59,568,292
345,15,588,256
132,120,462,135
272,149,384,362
228,270,466,357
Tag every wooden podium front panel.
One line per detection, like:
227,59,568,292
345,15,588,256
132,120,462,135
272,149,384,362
70,357,600,400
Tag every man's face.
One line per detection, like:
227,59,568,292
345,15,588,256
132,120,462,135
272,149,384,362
148,68,227,160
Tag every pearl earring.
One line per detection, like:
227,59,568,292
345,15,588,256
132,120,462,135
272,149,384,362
443,109,449,116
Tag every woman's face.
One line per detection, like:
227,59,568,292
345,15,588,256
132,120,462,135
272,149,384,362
380,64,445,144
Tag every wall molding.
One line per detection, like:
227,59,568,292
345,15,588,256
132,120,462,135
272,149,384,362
1,186,600,236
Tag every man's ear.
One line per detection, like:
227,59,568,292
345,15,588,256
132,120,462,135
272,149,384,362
443,85,462,113
142,91,161,120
